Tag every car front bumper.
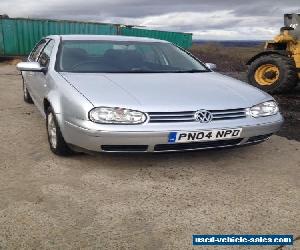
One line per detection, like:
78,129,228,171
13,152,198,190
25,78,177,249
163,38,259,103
60,113,284,153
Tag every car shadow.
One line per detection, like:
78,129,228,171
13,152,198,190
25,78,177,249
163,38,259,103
68,143,263,171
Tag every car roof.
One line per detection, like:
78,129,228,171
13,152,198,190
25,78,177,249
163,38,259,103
46,34,169,43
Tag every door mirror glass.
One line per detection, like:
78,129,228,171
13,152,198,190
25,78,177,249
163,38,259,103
16,62,45,72
205,63,217,70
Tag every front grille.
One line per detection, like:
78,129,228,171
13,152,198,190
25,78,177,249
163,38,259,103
211,108,247,121
148,111,195,123
154,138,243,151
148,108,246,123
247,134,273,143
101,145,148,152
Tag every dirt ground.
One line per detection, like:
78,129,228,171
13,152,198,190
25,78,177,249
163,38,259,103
0,64,299,250
225,72,300,142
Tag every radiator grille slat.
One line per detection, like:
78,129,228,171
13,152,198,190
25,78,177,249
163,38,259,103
150,119,196,123
213,115,246,120
213,112,245,117
148,109,247,123
150,115,194,119
148,111,194,116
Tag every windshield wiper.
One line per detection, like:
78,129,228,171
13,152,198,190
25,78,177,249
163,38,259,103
173,69,210,73
61,69,211,73
120,69,210,73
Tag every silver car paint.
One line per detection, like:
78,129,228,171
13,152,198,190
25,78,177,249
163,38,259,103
21,35,283,152
60,72,270,111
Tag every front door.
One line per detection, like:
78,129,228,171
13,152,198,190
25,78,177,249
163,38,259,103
32,39,55,112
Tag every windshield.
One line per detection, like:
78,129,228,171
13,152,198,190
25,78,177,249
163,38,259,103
56,40,209,73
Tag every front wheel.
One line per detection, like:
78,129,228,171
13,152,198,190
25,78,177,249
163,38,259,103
247,54,298,94
46,107,73,156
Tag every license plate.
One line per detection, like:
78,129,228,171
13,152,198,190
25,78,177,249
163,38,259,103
168,128,242,143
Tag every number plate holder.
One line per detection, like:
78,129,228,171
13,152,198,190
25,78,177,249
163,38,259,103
168,128,242,143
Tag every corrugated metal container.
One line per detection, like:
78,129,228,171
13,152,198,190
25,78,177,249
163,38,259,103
120,27,192,49
0,17,193,56
0,18,117,56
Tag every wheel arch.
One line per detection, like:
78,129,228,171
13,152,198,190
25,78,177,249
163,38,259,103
247,50,289,65
43,94,61,114
43,98,51,114
43,91,63,125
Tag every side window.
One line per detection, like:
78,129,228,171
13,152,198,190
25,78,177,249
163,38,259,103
38,40,55,67
29,40,47,62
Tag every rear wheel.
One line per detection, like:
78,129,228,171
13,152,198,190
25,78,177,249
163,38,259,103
247,54,298,94
46,107,73,156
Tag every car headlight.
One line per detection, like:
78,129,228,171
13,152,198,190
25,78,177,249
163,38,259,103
248,101,279,118
89,107,147,124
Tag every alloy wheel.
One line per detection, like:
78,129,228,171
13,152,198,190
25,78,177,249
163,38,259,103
47,112,57,149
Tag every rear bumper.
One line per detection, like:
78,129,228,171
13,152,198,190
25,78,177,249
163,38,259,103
61,114,284,153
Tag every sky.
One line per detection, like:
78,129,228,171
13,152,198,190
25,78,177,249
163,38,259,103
0,0,299,40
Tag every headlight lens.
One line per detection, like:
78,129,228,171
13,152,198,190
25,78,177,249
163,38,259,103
89,107,147,124
248,101,279,118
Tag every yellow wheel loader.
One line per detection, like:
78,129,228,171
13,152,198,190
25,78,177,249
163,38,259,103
247,14,300,93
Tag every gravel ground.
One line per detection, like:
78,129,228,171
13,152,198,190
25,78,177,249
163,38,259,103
0,64,299,250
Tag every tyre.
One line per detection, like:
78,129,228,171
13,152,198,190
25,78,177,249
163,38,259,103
247,54,298,94
46,106,73,156
22,79,33,104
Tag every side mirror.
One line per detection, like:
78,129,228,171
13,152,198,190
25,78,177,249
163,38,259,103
205,63,217,70
16,62,45,72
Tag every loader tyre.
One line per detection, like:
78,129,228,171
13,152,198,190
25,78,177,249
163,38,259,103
247,54,298,94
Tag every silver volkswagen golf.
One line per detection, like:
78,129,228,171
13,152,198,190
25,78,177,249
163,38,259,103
17,35,283,155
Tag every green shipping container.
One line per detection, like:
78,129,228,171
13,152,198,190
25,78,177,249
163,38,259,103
0,17,118,56
120,27,192,49
0,17,193,56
